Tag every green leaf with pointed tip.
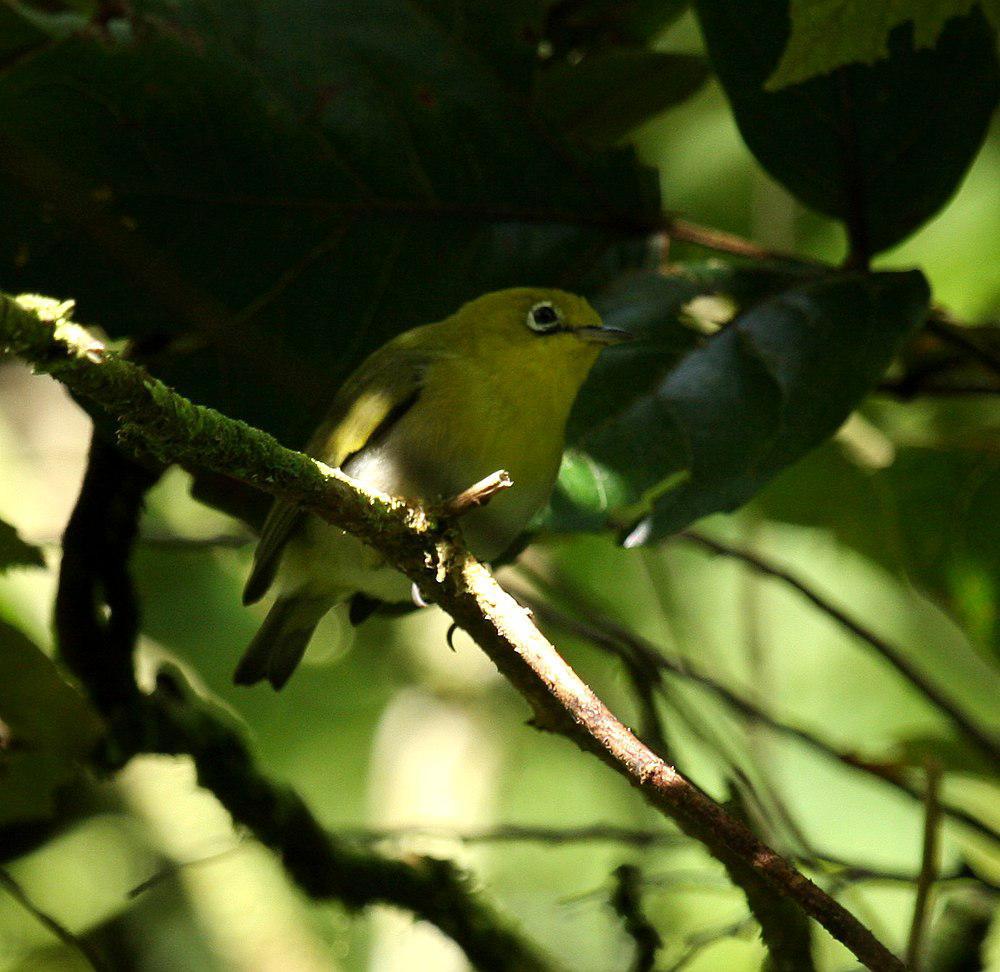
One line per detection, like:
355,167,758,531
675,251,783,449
637,270,930,543
534,50,711,146
547,261,823,530
769,0,1000,89
0,517,44,572
0,621,104,826
547,267,929,540
694,0,1000,257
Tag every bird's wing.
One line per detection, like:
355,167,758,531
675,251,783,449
242,335,443,605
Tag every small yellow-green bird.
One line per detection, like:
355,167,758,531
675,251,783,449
236,288,627,688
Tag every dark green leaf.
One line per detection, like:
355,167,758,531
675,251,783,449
547,261,822,530
640,270,930,542
0,621,104,826
534,49,711,146
548,268,928,540
0,517,44,572
0,1,659,457
406,0,550,89
769,0,1000,89
694,0,1000,257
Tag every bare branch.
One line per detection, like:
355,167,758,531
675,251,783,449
442,469,513,517
663,218,818,265
341,823,683,848
1,292,905,972
0,868,107,972
514,583,1000,848
51,434,556,972
925,312,1000,380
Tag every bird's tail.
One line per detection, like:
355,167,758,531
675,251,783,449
234,593,332,689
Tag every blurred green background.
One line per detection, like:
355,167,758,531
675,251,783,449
2,6,999,972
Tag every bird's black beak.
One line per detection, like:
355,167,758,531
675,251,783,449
577,325,633,346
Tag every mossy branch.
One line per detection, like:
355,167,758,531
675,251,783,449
1,291,905,972
145,667,557,972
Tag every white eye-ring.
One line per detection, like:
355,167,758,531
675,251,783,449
527,301,563,333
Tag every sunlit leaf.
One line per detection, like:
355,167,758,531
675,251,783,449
769,0,1000,88
0,622,103,826
694,0,1000,256
756,430,1000,654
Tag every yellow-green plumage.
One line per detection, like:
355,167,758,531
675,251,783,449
237,287,625,688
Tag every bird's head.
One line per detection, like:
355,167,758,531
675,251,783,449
444,287,630,379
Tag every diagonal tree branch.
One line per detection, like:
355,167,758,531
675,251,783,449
52,432,557,972
0,291,905,972
144,669,559,972
514,584,1000,848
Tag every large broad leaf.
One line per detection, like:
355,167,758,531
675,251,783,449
0,1,659,457
0,621,103,826
769,0,1000,88
0,517,43,572
547,267,930,542
694,0,999,258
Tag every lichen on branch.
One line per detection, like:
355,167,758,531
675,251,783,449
0,290,905,972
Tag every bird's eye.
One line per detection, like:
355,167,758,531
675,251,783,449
527,301,563,333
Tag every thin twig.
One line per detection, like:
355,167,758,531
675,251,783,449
926,314,1000,381
0,869,107,972
662,218,819,265
128,846,244,899
662,918,756,972
1,292,906,972
611,865,662,972
341,823,683,848
906,763,943,971
442,469,513,517
511,583,1000,848
678,530,1000,767
128,825,683,899
876,380,1000,398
